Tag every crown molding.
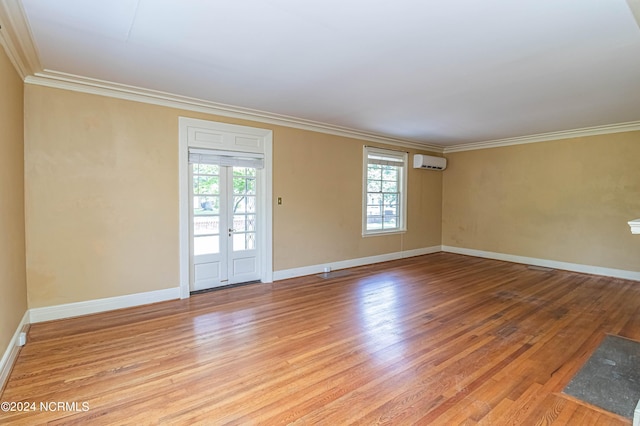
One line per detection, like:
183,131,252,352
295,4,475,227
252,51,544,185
1,0,440,153
25,68,640,156
443,121,640,153
0,0,41,79
20,70,640,157
5,0,638,155
25,70,444,154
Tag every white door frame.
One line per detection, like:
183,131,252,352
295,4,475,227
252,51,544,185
178,117,273,298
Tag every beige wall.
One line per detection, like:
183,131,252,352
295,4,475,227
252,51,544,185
24,85,443,307
0,46,27,352
28,80,639,311
25,87,180,307
274,127,442,270
442,132,640,272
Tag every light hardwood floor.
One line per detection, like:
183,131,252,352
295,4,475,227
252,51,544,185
1,253,639,425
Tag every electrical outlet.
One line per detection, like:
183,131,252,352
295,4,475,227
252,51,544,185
18,332,27,347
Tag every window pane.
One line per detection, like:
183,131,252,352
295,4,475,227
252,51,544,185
383,217,398,228
368,165,382,180
367,205,381,216
367,180,382,192
383,194,398,205
194,235,219,255
367,216,383,230
383,206,397,216
368,193,383,205
381,180,397,192
364,147,406,234
382,166,398,180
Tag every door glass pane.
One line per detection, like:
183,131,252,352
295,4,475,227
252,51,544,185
233,215,246,232
196,164,219,175
194,196,219,215
231,167,258,253
246,233,256,250
233,233,246,251
194,175,219,195
246,196,256,213
193,162,220,215
194,216,219,236
233,177,246,195
233,167,256,177
246,178,256,195
192,161,221,255
230,196,255,212
246,215,256,231
194,235,219,255
232,232,257,252
235,196,248,213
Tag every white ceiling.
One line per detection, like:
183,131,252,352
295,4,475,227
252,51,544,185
10,0,640,146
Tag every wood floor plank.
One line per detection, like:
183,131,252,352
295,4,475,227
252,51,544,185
1,253,638,424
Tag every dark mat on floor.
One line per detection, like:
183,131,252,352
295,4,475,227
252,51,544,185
563,334,640,418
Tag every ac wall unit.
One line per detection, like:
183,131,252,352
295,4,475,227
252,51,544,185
413,154,447,170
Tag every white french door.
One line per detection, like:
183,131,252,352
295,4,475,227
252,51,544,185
179,117,273,299
190,158,260,291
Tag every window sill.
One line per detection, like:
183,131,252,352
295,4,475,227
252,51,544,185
362,229,407,238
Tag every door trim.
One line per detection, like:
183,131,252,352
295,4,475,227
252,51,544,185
179,117,273,299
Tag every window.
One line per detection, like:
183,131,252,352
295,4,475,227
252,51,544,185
363,146,408,235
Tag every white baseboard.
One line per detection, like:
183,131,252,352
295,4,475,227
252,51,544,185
273,246,442,281
0,310,30,393
29,287,181,323
442,246,640,282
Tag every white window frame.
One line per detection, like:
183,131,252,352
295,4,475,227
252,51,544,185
362,146,408,236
